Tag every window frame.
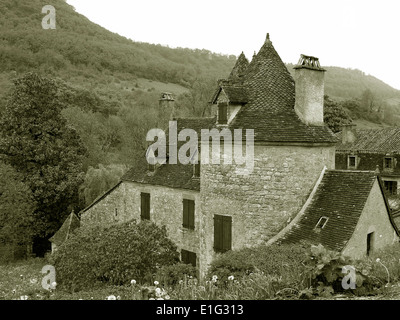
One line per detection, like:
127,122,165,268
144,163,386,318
315,216,329,229
384,180,398,195
347,155,357,169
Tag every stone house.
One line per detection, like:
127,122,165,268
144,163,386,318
336,126,400,210
79,34,399,278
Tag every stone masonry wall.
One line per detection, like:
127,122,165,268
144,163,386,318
81,181,201,264
198,144,335,277
342,180,399,259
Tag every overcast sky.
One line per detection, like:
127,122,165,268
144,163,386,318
66,0,400,90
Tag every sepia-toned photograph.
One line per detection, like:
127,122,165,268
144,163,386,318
1,0,400,311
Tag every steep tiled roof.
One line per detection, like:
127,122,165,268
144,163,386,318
121,117,205,191
121,159,199,191
277,170,392,252
49,211,80,246
336,128,400,152
213,34,337,143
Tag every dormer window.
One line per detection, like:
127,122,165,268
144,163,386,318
315,216,329,229
347,155,357,169
384,157,394,169
217,102,228,124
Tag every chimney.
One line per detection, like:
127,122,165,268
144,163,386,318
294,54,326,126
341,123,357,144
158,92,175,121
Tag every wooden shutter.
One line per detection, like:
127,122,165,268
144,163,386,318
182,199,189,228
222,216,232,252
189,251,197,267
214,215,223,252
141,193,150,220
188,200,195,229
214,215,231,253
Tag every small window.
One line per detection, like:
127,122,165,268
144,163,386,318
217,102,228,124
367,232,374,256
384,157,394,169
384,180,397,195
348,155,357,169
315,216,329,229
183,199,195,230
181,249,196,267
140,192,150,220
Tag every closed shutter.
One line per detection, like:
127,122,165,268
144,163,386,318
188,200,195,229
182,199,189,228
181,249,196,267
214,215,231,253
141,193,150,220
189,251,197,267
222,216,232,252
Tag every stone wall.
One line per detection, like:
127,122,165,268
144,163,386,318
198,143,335,276
342,180,399,259
81,181,201,263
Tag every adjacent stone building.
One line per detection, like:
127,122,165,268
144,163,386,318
336,125,400,210
78,34,399,278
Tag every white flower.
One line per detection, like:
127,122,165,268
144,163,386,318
130,279,136,285
30,278,38,284
50,281,57,289
228,275,234,281
20,295,28,300
165,295,170,300
149,298,155,300
107,295,117,300
212,275,218,282
157,298,164,300
376,258,381,263
154,281,159,286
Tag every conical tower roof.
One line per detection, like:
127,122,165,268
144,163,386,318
228,51,249,83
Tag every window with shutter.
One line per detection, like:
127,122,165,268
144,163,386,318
214,215,232,253
140,192,150,220
183,199,195,229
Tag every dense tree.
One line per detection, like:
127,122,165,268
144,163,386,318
0,162,36,246
323,95,352,133
0,72,86,238
79,164,128,207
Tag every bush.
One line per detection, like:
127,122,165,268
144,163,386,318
155,262,197,286
50,219,179,292
207,243,308,288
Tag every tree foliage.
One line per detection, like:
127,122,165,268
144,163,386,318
323,95,352,133
0,72,86,237
0,162,36,245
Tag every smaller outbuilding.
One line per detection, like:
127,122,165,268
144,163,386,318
268,168,400,259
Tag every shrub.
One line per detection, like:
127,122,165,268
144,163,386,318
155,262,197,286
207,243,308,288
50,219,179,292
